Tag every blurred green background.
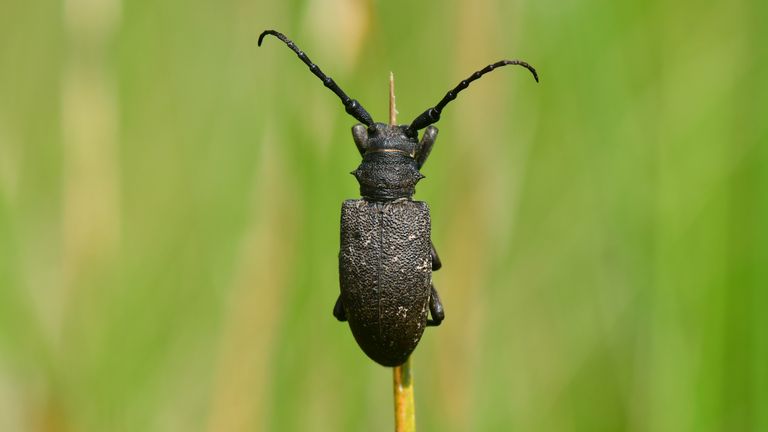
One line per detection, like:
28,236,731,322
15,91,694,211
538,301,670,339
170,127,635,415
1,0,766,430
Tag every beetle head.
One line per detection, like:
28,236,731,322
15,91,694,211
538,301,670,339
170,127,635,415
363,123,419,157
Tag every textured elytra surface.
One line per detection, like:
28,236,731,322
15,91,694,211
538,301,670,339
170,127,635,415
339,199,432,366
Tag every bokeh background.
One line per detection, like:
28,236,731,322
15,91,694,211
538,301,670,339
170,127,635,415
1,0,766,430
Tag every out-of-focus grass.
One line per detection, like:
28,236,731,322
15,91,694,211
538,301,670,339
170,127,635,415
1,0,766,431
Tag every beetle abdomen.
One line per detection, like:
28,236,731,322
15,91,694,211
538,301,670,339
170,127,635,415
339,199,432,366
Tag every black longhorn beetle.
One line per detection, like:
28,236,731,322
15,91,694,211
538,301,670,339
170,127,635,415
259,29,538,366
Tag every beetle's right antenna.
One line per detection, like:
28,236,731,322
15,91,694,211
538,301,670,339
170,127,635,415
259,30,375,127
408,60,538,133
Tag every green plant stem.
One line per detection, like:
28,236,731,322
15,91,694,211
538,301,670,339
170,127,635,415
393,358,415,432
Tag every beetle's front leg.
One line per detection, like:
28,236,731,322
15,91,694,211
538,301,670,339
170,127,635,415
427,283,444,326
351,124,368,156
416,126,438,169
333,295,347,321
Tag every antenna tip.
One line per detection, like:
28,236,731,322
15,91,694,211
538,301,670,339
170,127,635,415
526,64,539,82
258,30,274,47
501,59,539,83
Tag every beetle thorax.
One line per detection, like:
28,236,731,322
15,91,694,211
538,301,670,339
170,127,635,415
352,124,424,201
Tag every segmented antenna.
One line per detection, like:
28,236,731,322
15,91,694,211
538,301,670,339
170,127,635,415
258,30,375,126
408,60,538,132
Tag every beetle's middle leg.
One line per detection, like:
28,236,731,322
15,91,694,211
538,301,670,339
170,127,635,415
333,295,347,321
427,241,444,326
431,241,442,271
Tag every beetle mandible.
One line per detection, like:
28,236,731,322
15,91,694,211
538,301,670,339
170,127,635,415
259,29,538,366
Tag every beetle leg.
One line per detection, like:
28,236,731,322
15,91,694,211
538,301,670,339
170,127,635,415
426,283,444,326
333,295,347,321
416,126,438,169
352,124,368,156
430,241,442,271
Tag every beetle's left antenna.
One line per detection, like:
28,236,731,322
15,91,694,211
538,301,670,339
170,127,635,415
259,30,375,127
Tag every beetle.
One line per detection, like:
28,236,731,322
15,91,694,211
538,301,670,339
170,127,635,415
259,29,537,366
